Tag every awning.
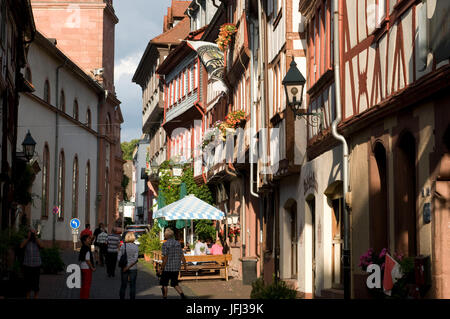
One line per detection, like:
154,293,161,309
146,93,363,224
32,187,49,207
154,194,225,221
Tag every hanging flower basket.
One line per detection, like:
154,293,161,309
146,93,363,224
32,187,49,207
225,110,246,129
216,23,237,52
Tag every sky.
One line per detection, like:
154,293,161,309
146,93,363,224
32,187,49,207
114,0,173,143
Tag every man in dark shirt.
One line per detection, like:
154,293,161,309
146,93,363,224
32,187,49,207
158,228,187,299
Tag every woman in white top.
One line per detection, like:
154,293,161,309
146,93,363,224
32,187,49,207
118,232,139,299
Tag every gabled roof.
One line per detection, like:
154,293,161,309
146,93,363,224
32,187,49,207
132,17,190,86
172,0,191,17
164,0,191,32
157,26,207,76
151,17,190,45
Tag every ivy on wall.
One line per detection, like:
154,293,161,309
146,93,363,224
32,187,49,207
157,160,216,240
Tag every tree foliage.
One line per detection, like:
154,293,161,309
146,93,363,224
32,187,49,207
121,139,139,161
157,161,216,240
138,223,162,255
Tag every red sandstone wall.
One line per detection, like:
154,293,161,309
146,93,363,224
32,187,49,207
31,1,116,89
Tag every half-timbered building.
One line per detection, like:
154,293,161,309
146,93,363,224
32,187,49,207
299,0,450,298
133,0,191,224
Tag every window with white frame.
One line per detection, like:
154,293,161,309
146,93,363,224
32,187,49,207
193,62,198,89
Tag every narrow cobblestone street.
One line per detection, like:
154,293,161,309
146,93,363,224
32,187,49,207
38,250,252,299
38,250,196,299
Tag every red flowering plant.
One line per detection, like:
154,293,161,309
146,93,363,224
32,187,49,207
225,110,246,128
228,227,241,241
216,23,237,52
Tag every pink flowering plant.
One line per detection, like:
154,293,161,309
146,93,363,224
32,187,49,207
359,247,405,271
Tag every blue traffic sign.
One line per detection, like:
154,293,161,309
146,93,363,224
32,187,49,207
70,218,80,230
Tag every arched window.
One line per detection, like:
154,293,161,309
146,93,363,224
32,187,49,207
60,90,65,112
86,108,91,128
105,168,109,226
44,80,50,104
41,144,50,218
85,161,91,224
73,99,79,121
395,131,417,256
71,156,79,218
57,150,65,220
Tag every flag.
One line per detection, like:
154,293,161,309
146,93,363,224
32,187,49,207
383,253,403,296
186,40,228,95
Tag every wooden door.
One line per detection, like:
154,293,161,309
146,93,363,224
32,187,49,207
332,198,344,289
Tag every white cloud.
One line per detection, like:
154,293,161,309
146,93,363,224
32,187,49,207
114,52,142,82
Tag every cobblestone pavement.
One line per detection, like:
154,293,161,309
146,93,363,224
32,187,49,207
38,250,196,299
140,261,252,299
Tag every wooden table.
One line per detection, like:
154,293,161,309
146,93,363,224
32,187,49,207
152,251,232,281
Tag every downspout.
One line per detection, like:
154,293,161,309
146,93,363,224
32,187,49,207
257,0,274,280
53,59,67,244
258,1,268,187
332,0,350,299
249,17,264,271
249,20,258,200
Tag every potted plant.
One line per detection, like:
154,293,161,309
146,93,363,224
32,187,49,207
225,110,246,129
358,248,413,299
40,246,65,274
216,23,237,52
234,227,241,243
228,228,235,242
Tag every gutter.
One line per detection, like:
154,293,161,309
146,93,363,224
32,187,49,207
249,18,258,199
332,0,351,299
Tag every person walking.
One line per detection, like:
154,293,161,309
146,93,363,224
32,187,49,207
20,229,42,299
93,223,104,265
106,227,120,277
96,227,109,267
80,224,93,239
79,234,96,299
158,228,187,299
118,232,139,299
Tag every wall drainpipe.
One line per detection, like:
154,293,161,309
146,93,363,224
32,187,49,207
332,0,351,299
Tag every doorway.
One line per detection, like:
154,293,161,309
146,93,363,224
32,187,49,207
288,203,298,279
306,196,316,297
395,132,417,256
331,198,344,289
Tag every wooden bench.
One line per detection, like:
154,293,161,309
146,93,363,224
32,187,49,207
152,250,163,272
180,254,232,281
151,251,232,281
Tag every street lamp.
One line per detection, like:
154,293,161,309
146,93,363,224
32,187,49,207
282,59,323,127
21,130,36,161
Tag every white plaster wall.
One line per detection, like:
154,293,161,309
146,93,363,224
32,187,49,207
18,42,100,242
298,145,343,296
